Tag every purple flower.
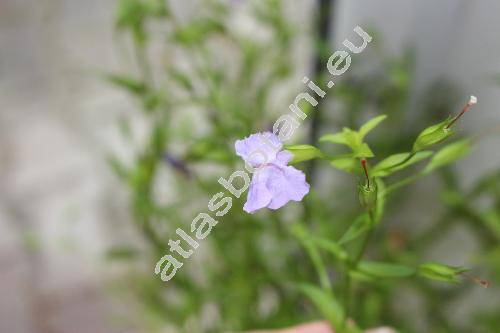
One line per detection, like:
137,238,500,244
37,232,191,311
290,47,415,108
235,132,310,213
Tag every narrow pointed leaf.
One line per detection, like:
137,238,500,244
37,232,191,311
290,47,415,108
298,284,344,329
359,114,387,138
330,156,360,174
352,142,374,158
308,236,348,261
423,139,471,174
372,151,433,177
357,261,416,278
320,128,360,147
338,214,370,245
285,144,324,163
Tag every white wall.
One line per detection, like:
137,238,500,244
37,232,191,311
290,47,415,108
335,0,500,181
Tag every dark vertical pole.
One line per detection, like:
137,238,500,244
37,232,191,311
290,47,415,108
307,0,335,184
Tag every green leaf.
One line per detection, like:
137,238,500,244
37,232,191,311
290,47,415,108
320,128,360,147
106,246,139,261
143,0,169,17
105,73,147,95
481,210,500,239
291,225,331,290
349,270,377,283
359,115,387,138
413,118,453,151
319,132,346,145
115,0,150,44
285,144,324,163
185,140,232,163
338,214,370,245
142,91,163,111
172,19,224,45
320,128,373,158
116,0,144,28
418,262,469,284
352,143,374,158
298,284,344,329
107,155,129,180
329,156,360,174
168,68,194,91
308,236,348,262
423,139,471,174
372,151,433,177
357,261,416,278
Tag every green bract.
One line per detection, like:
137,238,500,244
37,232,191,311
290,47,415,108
285,144,324,163
418,262,470,284
358,182,378,210
320,115,387,159
413,118,454,152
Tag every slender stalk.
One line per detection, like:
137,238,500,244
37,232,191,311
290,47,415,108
445,96,477,129
296,228,332,291
307,243,332,291
382,172,424,196
361,158,370,189
353,211,375,264
342,268,351,316
344,209,376,323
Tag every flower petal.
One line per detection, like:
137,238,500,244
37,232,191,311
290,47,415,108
243,174,273,213
235,132,282,167
282,165,310,201
275,150,293,166
263,164,310,210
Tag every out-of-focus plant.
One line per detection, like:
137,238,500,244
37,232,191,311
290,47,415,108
104,0,499,332
106,0,322,331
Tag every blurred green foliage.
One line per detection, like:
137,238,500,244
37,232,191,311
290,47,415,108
105,1,499,332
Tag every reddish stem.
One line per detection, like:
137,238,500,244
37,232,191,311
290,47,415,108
361,158,370,189
445,96,477,129
460,272,490,288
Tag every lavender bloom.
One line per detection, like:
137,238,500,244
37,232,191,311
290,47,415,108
235,132,310,213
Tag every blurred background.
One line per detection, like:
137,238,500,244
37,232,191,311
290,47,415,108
1,0,499,332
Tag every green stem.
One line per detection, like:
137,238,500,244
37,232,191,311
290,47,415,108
304,241,332,291
342,263,351,319
382,172,425,197
352,210,376,267
344,210,376,324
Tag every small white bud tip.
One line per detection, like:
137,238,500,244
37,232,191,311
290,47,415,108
469,95,477,105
